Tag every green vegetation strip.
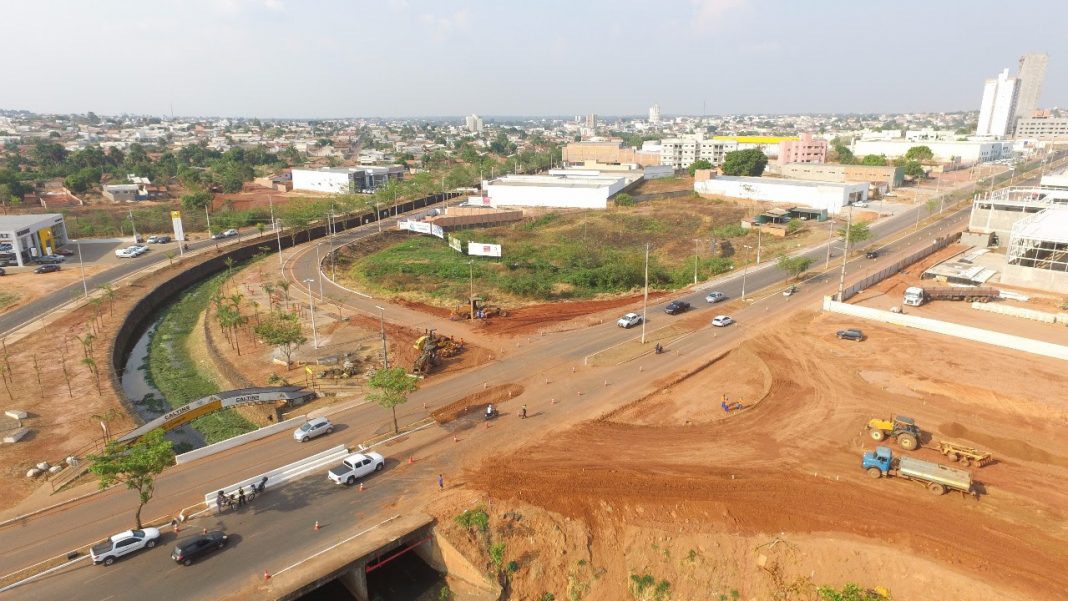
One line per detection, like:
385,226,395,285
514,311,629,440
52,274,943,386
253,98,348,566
147,271,255,443
0,291,19,311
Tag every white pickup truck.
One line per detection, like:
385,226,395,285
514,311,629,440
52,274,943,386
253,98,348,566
90,528,161,566
327,451,385,485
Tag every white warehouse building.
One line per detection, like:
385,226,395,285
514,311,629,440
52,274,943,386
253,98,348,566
694,176,867,216
483,174,628,210
851,140,1011,165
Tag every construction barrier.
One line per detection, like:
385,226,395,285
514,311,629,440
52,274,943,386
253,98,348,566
176,415,307,465
202,444,349,508
823,297,1068,361
838,234,959,301
971,301,1068,326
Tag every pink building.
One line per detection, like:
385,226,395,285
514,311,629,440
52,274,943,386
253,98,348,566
778,132,827,166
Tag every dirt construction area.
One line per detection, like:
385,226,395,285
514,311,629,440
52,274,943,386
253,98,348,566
440,310,1068,600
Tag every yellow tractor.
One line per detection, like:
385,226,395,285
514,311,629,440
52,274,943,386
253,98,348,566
866,415,920,451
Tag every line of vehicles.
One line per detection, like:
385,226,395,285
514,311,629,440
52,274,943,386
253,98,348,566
616,289,736,331
861,414,993,498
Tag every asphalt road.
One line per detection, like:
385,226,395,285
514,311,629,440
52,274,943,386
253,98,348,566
1,162,1058,600
0,235,244,339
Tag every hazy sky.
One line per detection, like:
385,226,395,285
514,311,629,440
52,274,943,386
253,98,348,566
2,0,1066,118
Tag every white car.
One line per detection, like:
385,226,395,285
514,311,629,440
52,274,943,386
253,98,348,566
293,416,333,442
853,201,869,208
129,245,149,256
711,315,734,327
222,228,239,237
115,247,136,258
90,528,161,566
328,451,386,485
617,313,643,328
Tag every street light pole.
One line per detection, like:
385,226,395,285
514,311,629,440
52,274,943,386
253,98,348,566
741,245,751,300
837,206,853,301
468,260,475,319
76,239,88,299
315,244,323,299
374,202,382,234
755,227,762,264
303,279,319,349
641,242,649,345
375,305,389,369
825,219,835,269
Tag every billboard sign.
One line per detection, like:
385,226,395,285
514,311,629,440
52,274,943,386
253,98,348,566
468,242,502,257
171,211,186,241
448,235,463,253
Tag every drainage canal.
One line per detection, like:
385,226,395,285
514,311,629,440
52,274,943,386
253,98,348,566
294,552,446,601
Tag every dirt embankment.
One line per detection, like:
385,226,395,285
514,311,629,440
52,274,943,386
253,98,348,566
452,311,1068,600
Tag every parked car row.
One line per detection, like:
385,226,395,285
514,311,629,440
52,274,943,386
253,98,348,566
211,229,239,240
91,527,229,567
116,245,150,258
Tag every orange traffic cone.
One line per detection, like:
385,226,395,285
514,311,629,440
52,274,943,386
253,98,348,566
264,569,271,581
359,482,365,492
407,456,414,465
453,435,458,443
314,520,320,531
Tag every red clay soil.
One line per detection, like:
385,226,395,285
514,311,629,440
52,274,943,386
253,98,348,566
465,311,1068,600
431,384,525,423
466,292,670,337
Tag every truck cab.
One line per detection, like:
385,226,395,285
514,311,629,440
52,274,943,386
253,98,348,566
903,286,925,306
862,445,894,476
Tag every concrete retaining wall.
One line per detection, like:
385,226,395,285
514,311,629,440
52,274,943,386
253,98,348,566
823,296,1068,361
971,301,1068,325
175,415,306,465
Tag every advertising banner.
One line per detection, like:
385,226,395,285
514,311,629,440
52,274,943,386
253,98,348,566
467,242,502,257
171,211,186,241
448,235,463,253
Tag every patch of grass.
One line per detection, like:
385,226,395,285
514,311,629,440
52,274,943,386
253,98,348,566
0,291,19,310
344,200,750,305
147,271,255,444
454,506,490,532
489,542,506,568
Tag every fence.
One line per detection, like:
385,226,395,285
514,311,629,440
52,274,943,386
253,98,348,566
822,297,1068,361
837,234,959,301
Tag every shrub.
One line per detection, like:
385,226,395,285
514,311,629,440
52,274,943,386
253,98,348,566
454,507,489,532
489,542,506,568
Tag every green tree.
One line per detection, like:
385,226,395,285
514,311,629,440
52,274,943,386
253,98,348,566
904,145,934,162
87,429,175,528
687,159,713,176
777,254,814,279
253,311,305,367
181,190,213,211
904,160,926,179
861,154,887,166
833,140,856,165
785,218,804,234
366,366,418,434
720,148,768,176
839,222,872,245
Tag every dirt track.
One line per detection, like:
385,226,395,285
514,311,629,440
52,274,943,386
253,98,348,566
464,311,1068,600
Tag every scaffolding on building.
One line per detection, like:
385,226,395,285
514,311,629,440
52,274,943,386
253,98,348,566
1006,206,1068,272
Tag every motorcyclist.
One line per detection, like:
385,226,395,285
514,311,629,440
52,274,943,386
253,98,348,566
257,476,268,493
486,404,495,418
654,343,663,354
216,490,226,511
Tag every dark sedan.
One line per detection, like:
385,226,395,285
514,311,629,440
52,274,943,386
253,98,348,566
172,531,229,566
836,328,865,341
34,264,61,274
664,300,691,315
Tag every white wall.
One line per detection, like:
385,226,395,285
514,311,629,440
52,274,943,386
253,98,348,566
852,140,1007,163
822,297,1068,361
694,177,866,216
292,169,349,193
485,177,625,209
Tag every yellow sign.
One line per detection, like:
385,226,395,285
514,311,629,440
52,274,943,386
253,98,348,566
305,366,313,375
171,210,182,219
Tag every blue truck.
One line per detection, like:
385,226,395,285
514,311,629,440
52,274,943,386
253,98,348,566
862,446,975,497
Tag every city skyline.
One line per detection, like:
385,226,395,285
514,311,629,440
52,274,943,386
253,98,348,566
2,0,1066,119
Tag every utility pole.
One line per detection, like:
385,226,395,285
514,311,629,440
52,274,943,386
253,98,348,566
836,206,853,301
825,219,835,268
741,245,751,299
755,227,762,264
303,279,319,349
468,260,475,319
128,209,138,242
374,202,382,234
641,242,649,345
204,205,211,236
692,238,700,284
315,244,323,299
76,239,88,299
375,305,389,369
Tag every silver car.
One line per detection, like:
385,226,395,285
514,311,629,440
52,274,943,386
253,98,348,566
293,417,333,442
